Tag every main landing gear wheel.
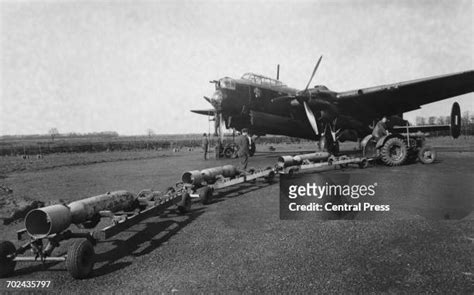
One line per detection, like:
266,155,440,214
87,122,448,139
177,192,192,214
0,240,16,278
223,147,234,159
200,186,214,205
66,239,95,279
380,137,408,166
418,145,436,164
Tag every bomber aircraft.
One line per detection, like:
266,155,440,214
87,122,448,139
192,57,473,159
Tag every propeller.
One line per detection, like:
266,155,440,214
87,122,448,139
272,56,324,137
271,56,323,104
203,94,225,138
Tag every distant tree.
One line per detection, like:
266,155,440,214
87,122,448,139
462,111,471,124
445,116,450,124
428,116,436,125
48,128,59,142
416,116,426,125
436,116,446,125
147,129,155,137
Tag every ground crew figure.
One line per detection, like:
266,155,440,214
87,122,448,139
372,116,389,140
202,133,209,160
237,128,251,170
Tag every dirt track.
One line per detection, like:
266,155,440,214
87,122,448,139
0,145,473,293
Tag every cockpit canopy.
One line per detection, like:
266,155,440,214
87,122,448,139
241,73,286,87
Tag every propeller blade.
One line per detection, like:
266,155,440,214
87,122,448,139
303,55,323,93
303,101,319,136
191,109,215,116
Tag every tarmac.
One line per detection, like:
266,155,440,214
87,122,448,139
0,147,472,293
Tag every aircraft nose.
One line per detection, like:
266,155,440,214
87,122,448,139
211,90,223,111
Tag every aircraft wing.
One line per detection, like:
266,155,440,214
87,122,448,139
336,70,474,119
191,109,215,116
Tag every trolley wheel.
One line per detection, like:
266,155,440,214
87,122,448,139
66,239,95,279
248,168,256,183
264,167,275,183
200,186,214,205
339,155,349,168
328,157,334,166
0,240,16,278
358,159,368,169
288,168,295,177
177,192,192,214
82,214,101,229
418,145,436,164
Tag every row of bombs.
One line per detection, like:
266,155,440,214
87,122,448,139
23,152,333,239
181,151,332,186
23,166,245,239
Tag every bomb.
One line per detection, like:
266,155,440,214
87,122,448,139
24,190,136,238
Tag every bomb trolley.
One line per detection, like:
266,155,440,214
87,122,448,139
180,165,276,205
0,188,192,279
276,152,370,176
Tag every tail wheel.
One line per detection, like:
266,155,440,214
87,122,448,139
380,137,408,166
177,192,192,214
200,186,214,205
66,239,95,279
0,241,16,278
418,146,436,164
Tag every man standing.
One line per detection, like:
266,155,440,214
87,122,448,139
372,116,389,140
202,133,209,160
237,128,251,170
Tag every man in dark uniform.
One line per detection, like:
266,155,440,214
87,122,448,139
202,133,209,160
372,116,389,140
237,128,250,169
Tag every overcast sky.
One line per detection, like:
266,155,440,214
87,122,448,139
0,0,472,136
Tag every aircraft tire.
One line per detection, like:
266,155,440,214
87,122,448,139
0,240,16,278
66,239,95,279
380,137,408,166
224,147,234,158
